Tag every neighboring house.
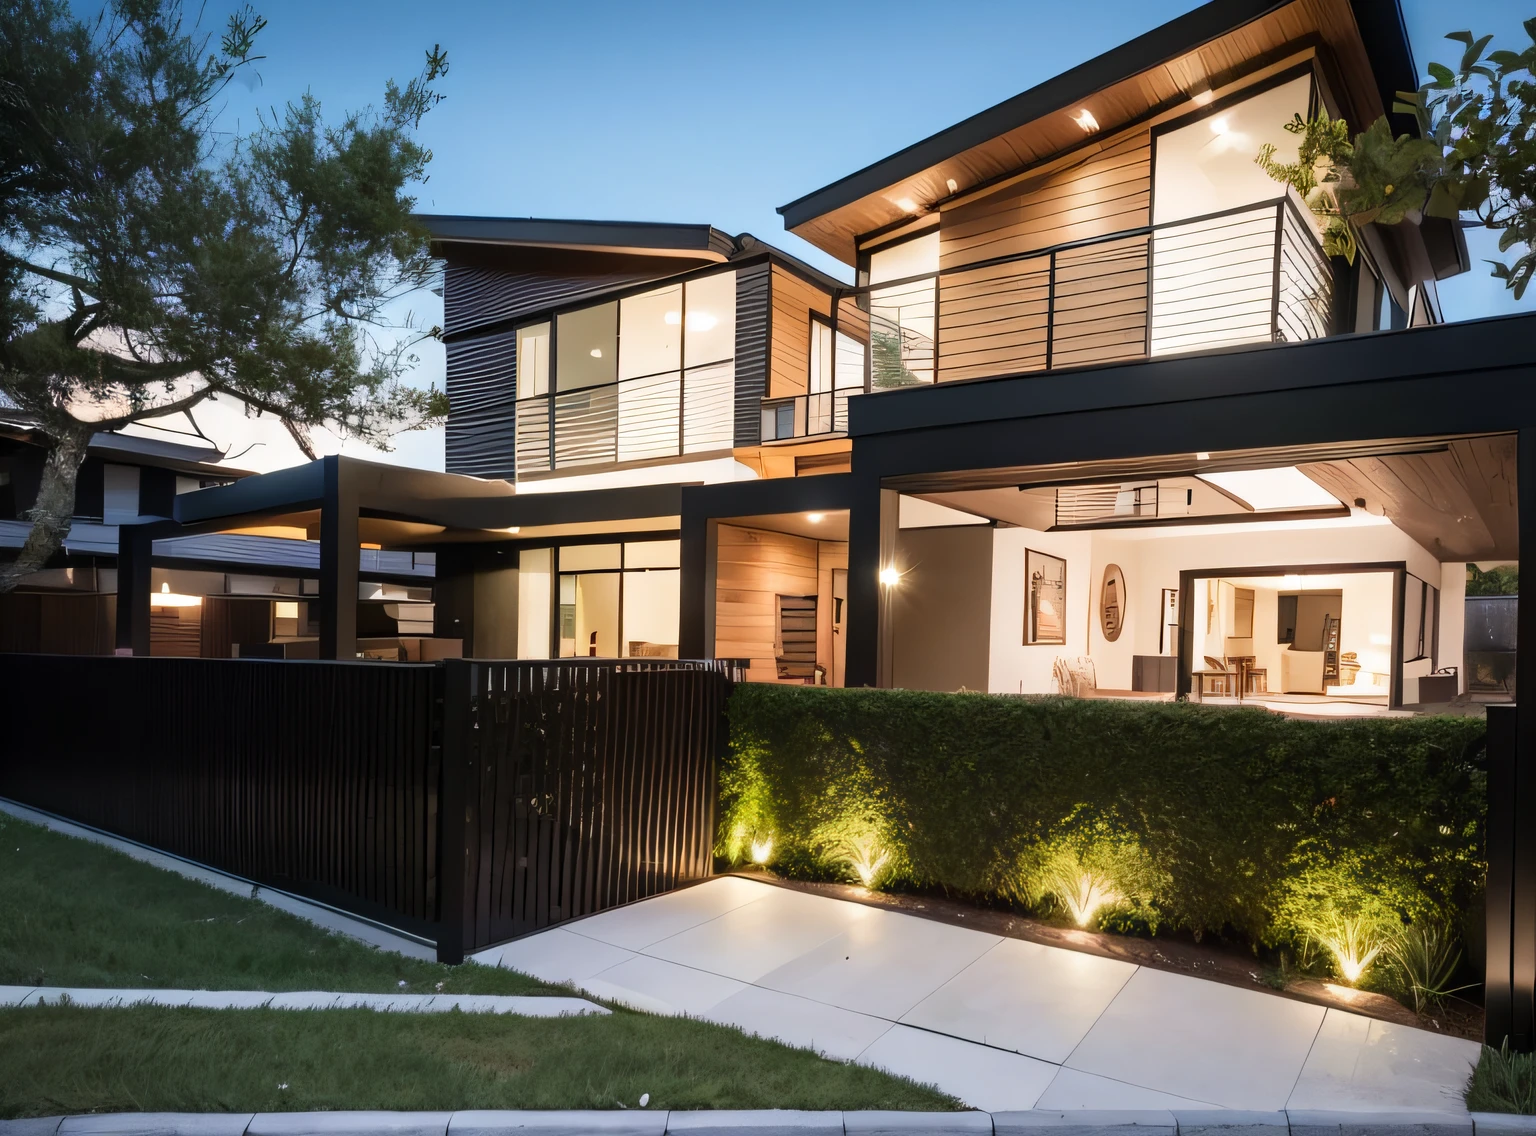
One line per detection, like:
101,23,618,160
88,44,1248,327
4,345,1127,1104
0,415,436,657
80,0,1536,712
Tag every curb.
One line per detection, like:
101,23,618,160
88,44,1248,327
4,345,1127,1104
3,1110,1516,1136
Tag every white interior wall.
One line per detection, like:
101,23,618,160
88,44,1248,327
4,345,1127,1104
988,528,1093,694
989,513,1444,695
622,569,680,652
1439,561,1466,694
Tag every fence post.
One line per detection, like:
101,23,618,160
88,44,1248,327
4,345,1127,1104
436,658,473,964
1487,703,1518,1047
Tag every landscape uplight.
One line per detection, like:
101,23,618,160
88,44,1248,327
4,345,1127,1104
750,837,774,865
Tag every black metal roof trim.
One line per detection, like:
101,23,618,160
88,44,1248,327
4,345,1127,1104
777,0,1414,231
416,215,737,260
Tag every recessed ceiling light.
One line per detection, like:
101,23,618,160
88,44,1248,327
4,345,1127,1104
1196,452,1211,461
686,310,718,332
946,178,958,194
1071,108,1100,133
499,526,521,534
807,513,824,523
663,310,682,325
1210,116,1230,136
895,197,918,214
589,348,603,358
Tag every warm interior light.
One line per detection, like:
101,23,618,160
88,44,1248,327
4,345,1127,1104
1071,108,1100,133
750,837,774,865
806,513,824,524
895,197,918,214
685,310,718,332
879,566,901,587
663,310,682,326
589,348,603,358
1210,115,1231,135
151,581,202,608
274,601,300,620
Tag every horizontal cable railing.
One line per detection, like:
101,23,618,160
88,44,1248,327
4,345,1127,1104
756,193,1334,443
515,359,736,476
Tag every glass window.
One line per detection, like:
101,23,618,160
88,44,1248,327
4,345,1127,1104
623,569,679,657
835,329,866,390
558,543,621,572
1152,74,1312,225
517,548,552,658
625,539,681,569
868,231,938,284
556,302,617,391
619,285,682,381
810,320,834,395
684,272,736,365
560,572,619,657
516,322,550,399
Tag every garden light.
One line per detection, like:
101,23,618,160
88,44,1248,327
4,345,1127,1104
750,837,774,865
1317,913,1387,985
1060,870,1123,927
843,834,891,888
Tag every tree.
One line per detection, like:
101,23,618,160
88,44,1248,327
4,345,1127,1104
0,0,450,592
1257,21,1536,297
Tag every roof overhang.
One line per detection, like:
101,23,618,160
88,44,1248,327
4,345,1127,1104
417,215,738,263
777,0,1421,265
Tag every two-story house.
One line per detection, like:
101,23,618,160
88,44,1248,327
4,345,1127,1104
116,0,1535,715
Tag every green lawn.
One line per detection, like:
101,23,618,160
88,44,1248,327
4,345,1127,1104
0,1004,954,1116
0,812,543,995
0,812,959,1117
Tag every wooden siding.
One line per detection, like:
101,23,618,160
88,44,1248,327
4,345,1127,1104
939,132,1151,271
1051,233,1150,368
715,524,819,682
0,592,115,655
938,256,1050,382
733,261,771,446
151,606,202,657
445,327,519,481
768,266,832,400
200,596,274,659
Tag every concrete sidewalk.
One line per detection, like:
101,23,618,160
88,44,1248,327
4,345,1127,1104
4,1108,1534,1136
0,986,604,1017
479,878,1481,1113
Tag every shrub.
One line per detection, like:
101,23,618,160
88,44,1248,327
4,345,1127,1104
1468,1043,1536,1114
719,687,1487,953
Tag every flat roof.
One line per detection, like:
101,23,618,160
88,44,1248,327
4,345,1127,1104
417,215,739,262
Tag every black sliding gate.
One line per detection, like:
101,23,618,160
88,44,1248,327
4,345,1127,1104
0,654,732,962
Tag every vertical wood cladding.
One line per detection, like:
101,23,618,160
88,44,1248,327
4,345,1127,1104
769,266,833,399
733,261,771,446
445,327,519,481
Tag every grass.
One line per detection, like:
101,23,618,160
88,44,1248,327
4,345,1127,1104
0,812,544,994
0,1003,956,1117
0,812,960,1116
1467,1042,1536,1114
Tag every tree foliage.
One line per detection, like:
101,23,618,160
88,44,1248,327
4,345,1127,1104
1258,22,1536,296
0,0,450,589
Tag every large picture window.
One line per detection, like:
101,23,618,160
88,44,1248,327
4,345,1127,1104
867,231,937,387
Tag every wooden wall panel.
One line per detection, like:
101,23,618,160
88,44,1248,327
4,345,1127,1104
151,606,202,658
714,523,820,682
200,596,274,659
769,267,832,399
815,540,849,679
938,256,1051,382
938,133,1151,272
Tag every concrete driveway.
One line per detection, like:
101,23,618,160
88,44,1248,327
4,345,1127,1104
473,877,1478,1112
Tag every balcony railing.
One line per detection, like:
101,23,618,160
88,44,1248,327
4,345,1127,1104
1055,483,1160,527
758,193,1334,441
516,361,734,478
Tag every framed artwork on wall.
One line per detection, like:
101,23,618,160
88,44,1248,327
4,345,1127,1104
1100,564,1126,642
1026,549,1067,645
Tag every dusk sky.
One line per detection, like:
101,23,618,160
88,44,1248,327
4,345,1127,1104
168,0,1535,473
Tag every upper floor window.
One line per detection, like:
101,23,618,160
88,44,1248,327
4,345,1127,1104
868,231,938,386
517,322,550,399
1152,74,1312,225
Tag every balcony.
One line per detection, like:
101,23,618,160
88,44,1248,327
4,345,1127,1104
515,361,735,478
759,193,1334,442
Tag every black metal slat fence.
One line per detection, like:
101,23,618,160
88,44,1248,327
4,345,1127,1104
0,654,732,961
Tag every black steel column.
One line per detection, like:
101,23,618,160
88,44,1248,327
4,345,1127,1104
114,522,153,656
678,502,710,659
1510,427,1536,1045
844,471,885,688
318,456,359,660
1488,703,1519,1047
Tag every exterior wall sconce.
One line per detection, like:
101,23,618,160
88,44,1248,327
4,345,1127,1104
879,566,901,587
1071,108,1100,133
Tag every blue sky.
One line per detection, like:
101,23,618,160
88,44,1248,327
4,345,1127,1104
187,0,1534,469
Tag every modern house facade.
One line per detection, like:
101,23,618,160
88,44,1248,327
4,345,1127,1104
79,0,1530,716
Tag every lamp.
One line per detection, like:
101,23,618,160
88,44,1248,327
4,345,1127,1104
879,566,901,587
151,582,202,608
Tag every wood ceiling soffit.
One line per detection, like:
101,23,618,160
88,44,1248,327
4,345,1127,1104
802,0,1389,263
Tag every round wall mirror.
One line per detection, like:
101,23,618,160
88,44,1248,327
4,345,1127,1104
1100,564,1127,642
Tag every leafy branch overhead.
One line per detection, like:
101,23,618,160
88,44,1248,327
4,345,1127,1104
0,0,451,590
1256,20,1536,298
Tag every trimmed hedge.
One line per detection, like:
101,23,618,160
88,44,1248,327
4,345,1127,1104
720,687,1487,948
